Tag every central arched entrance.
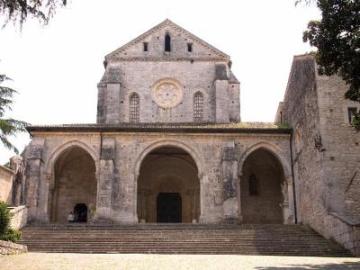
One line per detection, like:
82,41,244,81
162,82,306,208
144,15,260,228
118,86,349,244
137,146,200,223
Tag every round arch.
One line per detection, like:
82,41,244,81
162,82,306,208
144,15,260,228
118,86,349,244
134,140,204,179
134,140,203,223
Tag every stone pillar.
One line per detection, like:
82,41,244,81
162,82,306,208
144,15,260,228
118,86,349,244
96,82,106,123
25,138,45,222
105,83,121,124
95,137,115,221
97,67,122,124
215,64,230,123
9,155,23,206
198,172,212,223
199,172,223,224
222,143,240,224
138,188,150,223
238,173,243,223
283,176,295,224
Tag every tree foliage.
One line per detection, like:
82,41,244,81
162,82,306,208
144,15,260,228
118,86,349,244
0,201,10,235
302,0,360,103
0,201,21,242
0,74,27,154
0,0,66,26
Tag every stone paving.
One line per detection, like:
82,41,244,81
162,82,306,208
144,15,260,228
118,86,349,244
0,253,359,270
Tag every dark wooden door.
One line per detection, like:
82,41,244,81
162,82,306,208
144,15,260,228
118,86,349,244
74,203,87,222
157,193,182,223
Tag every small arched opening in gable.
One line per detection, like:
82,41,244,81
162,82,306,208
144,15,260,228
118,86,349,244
165,33,171,52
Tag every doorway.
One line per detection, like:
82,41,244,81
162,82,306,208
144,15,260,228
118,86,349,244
157,193,182,223
74,203,88,223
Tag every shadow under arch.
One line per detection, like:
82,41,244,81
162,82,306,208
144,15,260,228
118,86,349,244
45,141,99,223
238,142,294,224
238,142,291,181
45,140,99,178
134,140,204,179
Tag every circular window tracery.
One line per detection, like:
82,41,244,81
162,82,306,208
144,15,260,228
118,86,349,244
152,79,183,108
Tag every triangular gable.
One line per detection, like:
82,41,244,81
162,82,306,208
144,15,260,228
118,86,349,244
105,19,230,61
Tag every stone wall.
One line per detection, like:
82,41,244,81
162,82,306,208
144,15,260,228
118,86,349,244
98,61,240,124
280,55,321,226
0,240,27,255
279,54,360,255
316,73,360,222
0,165,14,204
97,20,240,124
9,206,28,230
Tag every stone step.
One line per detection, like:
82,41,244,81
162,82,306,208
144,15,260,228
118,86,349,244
19,224,352,256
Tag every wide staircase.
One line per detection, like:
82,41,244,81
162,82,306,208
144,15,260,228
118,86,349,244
19,224,352,256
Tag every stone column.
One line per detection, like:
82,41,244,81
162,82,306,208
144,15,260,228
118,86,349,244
198,172,211,223
199,172,223,224
283,176,295,224
238,173,243,223
222,144,240,224
95,137,115,221
96,82,106,123
9,156,23,206
192,188,200,223
138,188,150,223
25,138,45,222
185,189,195,223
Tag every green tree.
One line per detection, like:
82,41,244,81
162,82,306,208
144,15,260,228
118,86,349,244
0,0,66,26
302,0,360,103
0,1,67,153
0,75,27,153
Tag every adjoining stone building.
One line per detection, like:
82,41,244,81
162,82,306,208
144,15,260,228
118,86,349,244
4,20,359,254
275,54,360,254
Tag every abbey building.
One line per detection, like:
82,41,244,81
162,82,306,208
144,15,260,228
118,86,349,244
3,20,359,254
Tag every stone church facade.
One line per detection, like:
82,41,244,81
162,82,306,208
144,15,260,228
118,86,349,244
12,20,359,254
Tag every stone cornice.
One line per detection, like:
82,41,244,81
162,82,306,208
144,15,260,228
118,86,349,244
26,123,292,135
108,56,228,62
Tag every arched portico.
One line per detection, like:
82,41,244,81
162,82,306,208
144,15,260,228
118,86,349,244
238,142,294,224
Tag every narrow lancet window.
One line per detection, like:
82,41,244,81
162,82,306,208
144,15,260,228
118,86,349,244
187,43,193,52
193,92,204,122
143,42,148,52
129,93,140,123
165,33,171,52
348,107,358,124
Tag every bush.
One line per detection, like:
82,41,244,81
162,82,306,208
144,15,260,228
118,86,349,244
1,228,21,242
352,114,360,131
0,201,21,242
0,201,10,235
